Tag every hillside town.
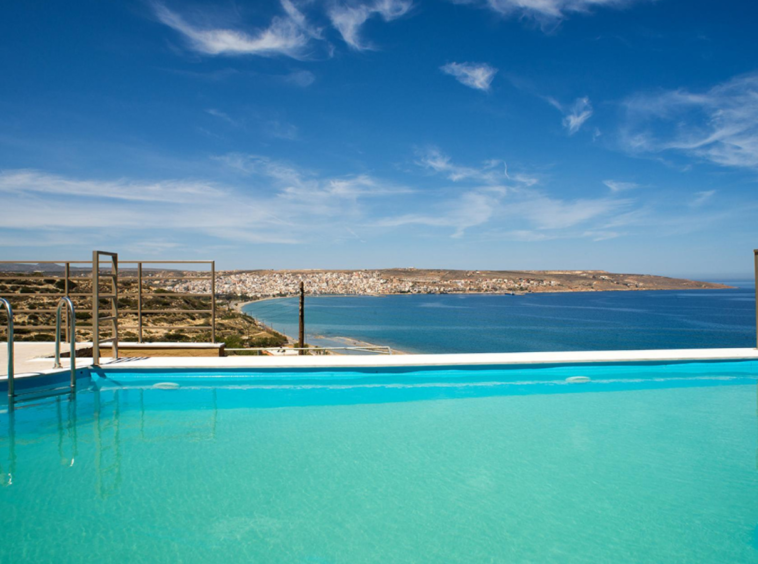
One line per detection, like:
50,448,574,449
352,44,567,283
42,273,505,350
151,269,556,297
149,269,725,300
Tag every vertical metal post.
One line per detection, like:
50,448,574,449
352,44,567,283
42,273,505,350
299,281,305,355
754,249,757,349
111,255,118,360
137,262,143,343
211,261,216,343
64,262,70,343
92,251,100,366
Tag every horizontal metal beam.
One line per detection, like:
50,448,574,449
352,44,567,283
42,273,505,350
38,261,212,267
119,260,214,264
137,309,212,314
141,293,213,297
0,293,91,298
6,308,212,315
8,325,95,331
137,325,213,330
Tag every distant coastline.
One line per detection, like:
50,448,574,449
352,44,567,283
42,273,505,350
235,284,741,354
240,288,755,355
232,282,734,313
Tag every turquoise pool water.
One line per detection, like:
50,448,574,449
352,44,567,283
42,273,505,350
2,361,758,563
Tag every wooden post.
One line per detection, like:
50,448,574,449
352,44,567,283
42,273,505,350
64,262,70,343
211,261,216,343
299,281,305,355
137,263,143,343
92,251,99,366
111,254,118,361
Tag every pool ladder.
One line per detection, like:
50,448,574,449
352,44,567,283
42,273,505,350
3,298,79,407
1,298,13,399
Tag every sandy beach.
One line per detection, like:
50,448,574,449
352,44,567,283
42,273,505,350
235,296,406,354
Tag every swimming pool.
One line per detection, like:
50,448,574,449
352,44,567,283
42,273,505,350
2,359,758,563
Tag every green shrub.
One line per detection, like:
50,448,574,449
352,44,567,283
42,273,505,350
223,334,245,348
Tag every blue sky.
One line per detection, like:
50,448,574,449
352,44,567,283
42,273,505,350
1,0,757,277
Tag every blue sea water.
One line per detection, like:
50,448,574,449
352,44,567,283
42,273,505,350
243,283,757,354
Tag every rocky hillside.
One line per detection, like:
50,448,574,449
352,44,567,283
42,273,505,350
0,273,287,347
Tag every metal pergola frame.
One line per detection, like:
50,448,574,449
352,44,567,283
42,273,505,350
0,258,216,344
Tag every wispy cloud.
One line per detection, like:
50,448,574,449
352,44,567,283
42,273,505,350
415,147,538,186
379,187,631,239
153,0,321,59
328,0,413,50
283,70,316,87
266,119,300,140
383,190,504,238
0,157,411,247
690,190,715,207
218,153,410,199
620,72,758,169
206,108,239,126
603,179,638,192
441,62,497,91
454,0,650,26
0,170,227,202
204,109,301,141
507,194,629,230
393,149,633,238
547,96,593,134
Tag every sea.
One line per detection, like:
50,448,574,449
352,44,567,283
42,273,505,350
242,281,757,354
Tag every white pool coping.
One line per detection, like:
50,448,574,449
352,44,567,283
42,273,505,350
2,347,757,383
99,347,758,371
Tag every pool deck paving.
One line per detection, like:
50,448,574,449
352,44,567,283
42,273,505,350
0,342,95,378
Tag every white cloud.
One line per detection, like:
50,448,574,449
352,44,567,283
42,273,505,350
690,190,715,207
219,153,409,195
441,62,497,91
153,0,320,59
0,158,412,247
283,70,316,87
507,194,628,230
603,180,638,192
328,0,412,50
415,147,538,186
620,73,758,169
0,170,228,202
393,149,632,238
455,0,649,25
379,186,630,239
559,97,593,135
206,108,238,126
266,120,299,140
379,188,504,238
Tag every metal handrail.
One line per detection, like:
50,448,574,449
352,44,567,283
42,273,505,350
0,298,14,399
53,297,77,390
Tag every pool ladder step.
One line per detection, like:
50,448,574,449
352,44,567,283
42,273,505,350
11,386,75,407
